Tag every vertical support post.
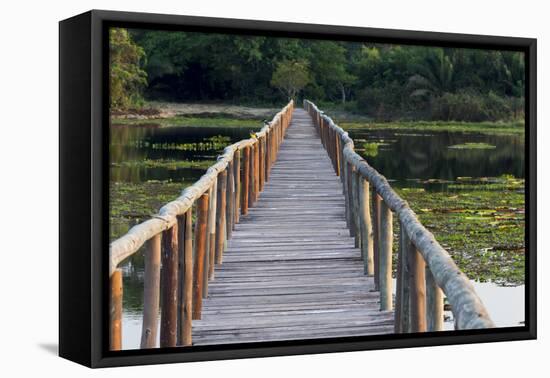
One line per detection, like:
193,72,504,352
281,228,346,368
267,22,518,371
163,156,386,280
372,190,381,290
192,192,209,320
265,131,270,182
396,220,411,333
160,224,178,348
352,169,361,248
226,160,234,239
216,170,228,265
234,149,241,224
334,131,341,177
254,141,260,200
347,163,355,237
379,201,393,311
259,137,264,191
426,268,444,331
359,177,374,275
248,143,255,207
410,241,427,332
206,180,217,284
342,159,350,228
141,234,161,348
180,209,193,346
110,269,122,351
241,146,250,215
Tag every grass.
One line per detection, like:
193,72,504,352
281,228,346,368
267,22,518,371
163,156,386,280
112,116,263,128
339,120,525,136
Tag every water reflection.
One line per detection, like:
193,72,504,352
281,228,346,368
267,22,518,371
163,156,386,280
348,129,524,188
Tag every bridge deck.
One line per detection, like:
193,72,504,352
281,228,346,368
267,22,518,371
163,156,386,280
192,108,394,345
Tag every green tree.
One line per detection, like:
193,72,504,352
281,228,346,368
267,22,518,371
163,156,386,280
407,48,455,99
270,60,311,100
110,28,147,110
310,41,356,104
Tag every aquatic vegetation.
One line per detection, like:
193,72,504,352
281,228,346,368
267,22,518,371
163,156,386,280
110,180,192,240
448,142,497,150
394,175,525,285
111,158,216,170
112,116,263,128
340,120,525,136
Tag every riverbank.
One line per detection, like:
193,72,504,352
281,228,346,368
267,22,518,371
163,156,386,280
340,120,525,136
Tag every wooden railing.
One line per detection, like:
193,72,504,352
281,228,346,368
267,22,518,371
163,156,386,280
109,101,294,350
304,100,494,332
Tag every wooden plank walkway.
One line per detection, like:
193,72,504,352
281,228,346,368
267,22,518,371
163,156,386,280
192,108,394,345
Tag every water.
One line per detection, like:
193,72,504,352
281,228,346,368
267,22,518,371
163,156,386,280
112,123,525,349
110,124,255,183
348,128,524,187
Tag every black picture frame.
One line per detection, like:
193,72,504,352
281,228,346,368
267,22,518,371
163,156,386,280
59,9,537,368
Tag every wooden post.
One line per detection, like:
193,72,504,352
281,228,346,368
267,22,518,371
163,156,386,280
396,220,411,333
426,267,444,331
248,144,255,207
347,163,356,237
141,234,161,349
410,240,427,333
379,201,393,311
372,190,381,291
334,131,341,177
241,146,250,215
206,181,217,284
234,149,241,224
265,131,270,182
160,224,178,348
259,137,265,191
359,177,374,276
254,141,260,200
226,161,235,239
179,209,193,346
192,192,209,320
352,169,361,248
110,269,122,351
216,170,228,265
342,157,350,229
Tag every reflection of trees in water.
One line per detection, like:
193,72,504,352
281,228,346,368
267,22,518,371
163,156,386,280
351,130,524,181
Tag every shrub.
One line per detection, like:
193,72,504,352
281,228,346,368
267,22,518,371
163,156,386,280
431,91,523,122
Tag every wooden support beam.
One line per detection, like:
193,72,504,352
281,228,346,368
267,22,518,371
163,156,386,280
160,224,178,347
192,193,209,320
379,201,393,311
141,234,161,349
110,269,122,351
216,170,228,265
426,267,444,332
410,240,427,333
180,209,193,346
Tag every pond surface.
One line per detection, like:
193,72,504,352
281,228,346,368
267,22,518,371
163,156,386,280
111,122,526,350
347,128,525,188
110,124,255,183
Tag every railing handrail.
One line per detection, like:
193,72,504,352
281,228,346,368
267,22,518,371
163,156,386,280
109,100,294,276
304,99,494,330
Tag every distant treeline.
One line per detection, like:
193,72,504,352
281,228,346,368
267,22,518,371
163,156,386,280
110,28,525,121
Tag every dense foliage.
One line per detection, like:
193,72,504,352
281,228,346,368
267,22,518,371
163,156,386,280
110,28,525,121
109,29,147,110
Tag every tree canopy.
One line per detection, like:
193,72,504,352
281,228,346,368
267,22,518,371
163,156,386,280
109,27,525,121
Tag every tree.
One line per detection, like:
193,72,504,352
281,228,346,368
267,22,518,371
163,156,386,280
270,60,311,100
310,42,356,104
110,28,147,110
407,48,455,99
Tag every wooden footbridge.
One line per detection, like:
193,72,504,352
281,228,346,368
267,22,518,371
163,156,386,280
109,100,494,350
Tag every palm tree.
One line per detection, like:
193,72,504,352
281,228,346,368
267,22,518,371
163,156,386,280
407,49,454,99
